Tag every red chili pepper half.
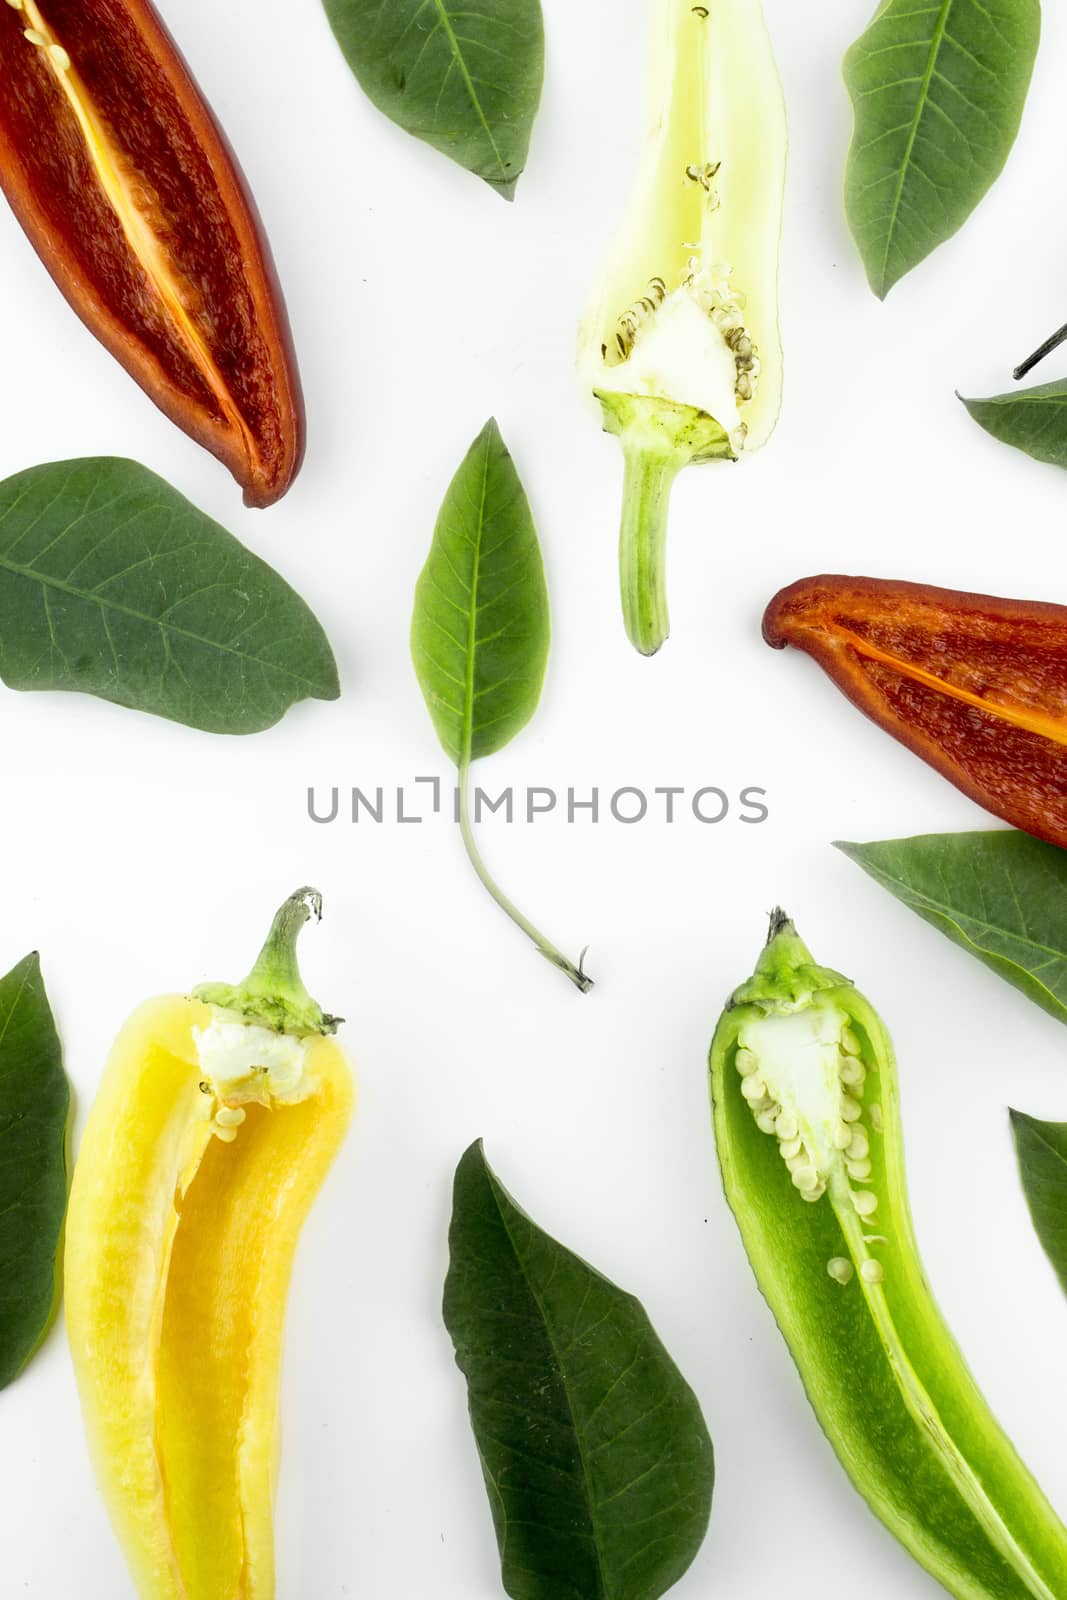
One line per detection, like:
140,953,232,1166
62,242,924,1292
764,576,1067,848
0,0,304,506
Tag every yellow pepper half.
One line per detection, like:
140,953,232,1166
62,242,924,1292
65,888,354,1600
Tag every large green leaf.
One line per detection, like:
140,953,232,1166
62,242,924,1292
1011,1111,1067,1298
0,953,68,1391
962,382,1067,470
837,832,1067,1025
320,0,544,199
843,0,1041,298
443,1141,714,1600
0,458,338,734
411,419,549,767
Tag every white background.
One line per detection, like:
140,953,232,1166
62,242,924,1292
2,0,1067,1595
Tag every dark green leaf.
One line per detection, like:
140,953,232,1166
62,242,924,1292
837,831,1067,1025
320,0,544,199
961,382,1067,470
0,458,339,734
411,420,549,767
1011,1110,1067,1297
443,1141,714,1600
0,953,68,1390
843,0,1040,298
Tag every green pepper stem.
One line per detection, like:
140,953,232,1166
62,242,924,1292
193,887,341,1036
727,908,851,1012
458,762,593,993
619,444,682,657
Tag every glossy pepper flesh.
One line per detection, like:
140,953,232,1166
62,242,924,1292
65,889,353,1600
764,575,1067,848
0,0,304,506
710,913,1067,1600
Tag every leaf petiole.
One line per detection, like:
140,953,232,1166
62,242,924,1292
1014,321,1067,381
457,760,593,992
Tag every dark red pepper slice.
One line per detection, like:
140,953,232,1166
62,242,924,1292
764,575,1067,848
0,0,303,506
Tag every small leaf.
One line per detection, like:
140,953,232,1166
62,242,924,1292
0,458,339,734
843,0,1040,298
411,423,588,989
0,953,68,1390
962,382,1067,470
412,419,549,767
320,0,544,199
837,831,1067,1025
1011,1111,1067,1297
443,1141,714,1600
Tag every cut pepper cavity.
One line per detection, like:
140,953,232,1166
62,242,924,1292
764,575,1067,849
0,0,304,505
65,889,353,1600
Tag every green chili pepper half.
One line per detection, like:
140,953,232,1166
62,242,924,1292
709,911,1067,1600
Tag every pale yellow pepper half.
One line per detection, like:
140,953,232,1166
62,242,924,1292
65,889,354,1600
578,0,787,655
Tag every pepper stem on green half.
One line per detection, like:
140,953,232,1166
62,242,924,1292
598,393,736,657
193,887,341,1036
727,908,851,1013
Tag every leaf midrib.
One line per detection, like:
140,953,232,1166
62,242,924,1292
860,867,1067,970
0,547,321,689
430,0,508,180
0,962,33,1068
877,0,954,293
459,432,492,768
489,1172,612,1600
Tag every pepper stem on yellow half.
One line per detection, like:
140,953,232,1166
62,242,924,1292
194,887,341,1036
619,446,677,657
603,392,734,655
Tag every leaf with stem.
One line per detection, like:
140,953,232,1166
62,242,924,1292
411,421,592,992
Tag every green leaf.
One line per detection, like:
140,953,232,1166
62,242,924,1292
411,419,549,767
410,422,589,990
961,382,1067,470
836,831,1067,1026
443,1141,714,1600
320,0,544,199
843,0,1041,298
1011,1110,1067,1298
0,953,68,1391
0,458,339,734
